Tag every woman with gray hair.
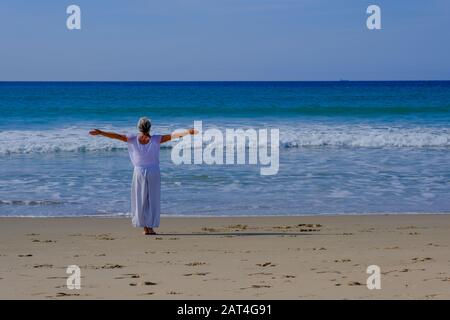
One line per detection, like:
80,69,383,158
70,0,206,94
89,117,197,235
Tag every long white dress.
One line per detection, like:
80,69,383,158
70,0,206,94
126,134,162,228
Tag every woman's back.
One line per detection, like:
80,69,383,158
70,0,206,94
126,134,162,168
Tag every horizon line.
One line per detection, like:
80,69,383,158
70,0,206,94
1,80,449,83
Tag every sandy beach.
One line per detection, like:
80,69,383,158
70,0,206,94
0,215,449,299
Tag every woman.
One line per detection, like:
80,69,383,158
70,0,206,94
89,117,197,235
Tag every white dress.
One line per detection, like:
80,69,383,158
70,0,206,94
126,134,162,228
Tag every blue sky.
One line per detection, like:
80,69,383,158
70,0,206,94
0,0,449,80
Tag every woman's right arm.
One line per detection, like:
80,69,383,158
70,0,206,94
89,129,128,142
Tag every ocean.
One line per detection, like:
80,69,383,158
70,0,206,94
0,81,449,217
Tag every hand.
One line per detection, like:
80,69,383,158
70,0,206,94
89,129,102,136
188,128,199,135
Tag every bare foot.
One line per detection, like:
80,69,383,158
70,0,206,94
143,227,156,235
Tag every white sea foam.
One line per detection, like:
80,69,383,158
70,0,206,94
0,125,449,155
280,125,450,148
0,127,129,155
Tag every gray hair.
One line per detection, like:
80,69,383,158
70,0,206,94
137,117,151,135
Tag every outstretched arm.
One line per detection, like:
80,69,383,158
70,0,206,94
89,129,127,142
161,128,198,144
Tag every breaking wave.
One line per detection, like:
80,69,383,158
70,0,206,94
0,125,449,155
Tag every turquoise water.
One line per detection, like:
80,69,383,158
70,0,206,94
0,81,449,216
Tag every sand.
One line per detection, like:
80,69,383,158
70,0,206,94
0,215,449,299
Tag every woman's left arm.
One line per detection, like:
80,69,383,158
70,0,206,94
160,128,198,144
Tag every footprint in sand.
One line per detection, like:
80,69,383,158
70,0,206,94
297,223,322,228
316,270,341,274
167,291,182,295
241,284,272,290
32,239,56,243
360,228,375,232
33,264,53,268
412,257,433,263
382,268,411,275
256,262,276,267
90,263,124,270
334,259,351,263
427,243,440,247
18,254,33,257
138,292,155,296
185,262,207,266
95,234,116,240
227,224,249,231
183,272,210,276
348,281,363,286
54,292,80,297
397,226,418,230
295,224,323,232
248,272,273,276
115,274,140,279
102,264,124,269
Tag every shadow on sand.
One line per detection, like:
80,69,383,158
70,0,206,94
152,232,334,237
